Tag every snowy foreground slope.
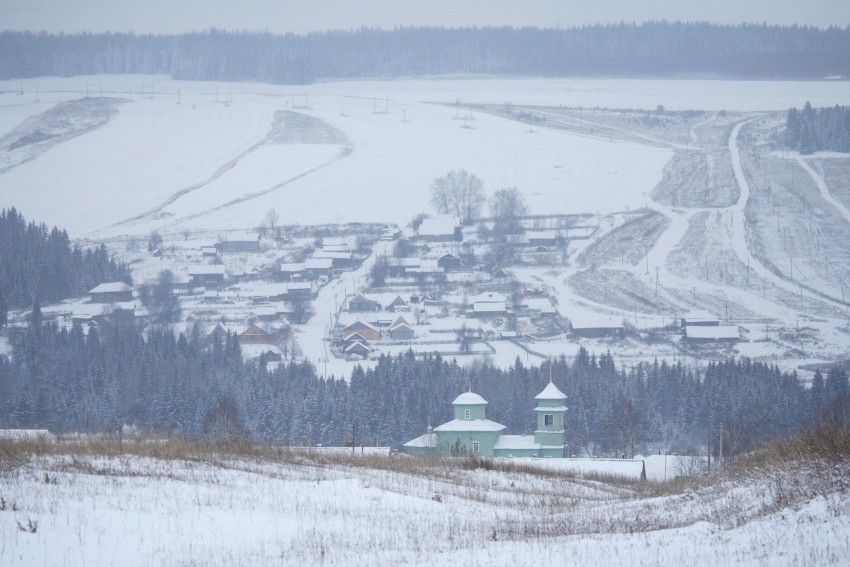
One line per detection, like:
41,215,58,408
1,437,848,566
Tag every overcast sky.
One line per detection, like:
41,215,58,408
2,0,848,34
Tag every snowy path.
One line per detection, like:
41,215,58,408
294,240,386,378
795,156,850,225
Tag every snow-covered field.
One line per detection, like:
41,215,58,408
2,76,849,238
1,439,848,566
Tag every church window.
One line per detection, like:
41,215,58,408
472,441,480,453
464,409,470,419
544,414,554,426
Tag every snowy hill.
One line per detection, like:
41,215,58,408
1,430,848,566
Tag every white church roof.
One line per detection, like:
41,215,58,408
433,419,505,433
535,382,567,400
452,392,488,405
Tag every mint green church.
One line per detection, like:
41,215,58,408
403,381,568,458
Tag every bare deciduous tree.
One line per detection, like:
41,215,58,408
429,169,484,223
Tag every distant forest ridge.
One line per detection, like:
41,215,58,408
1,22,849,83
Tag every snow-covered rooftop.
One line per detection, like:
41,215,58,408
89,282,132,294
433,419,505,433
418,215,459,237
493,435,539,450
684,325,740,340
452,392,488,406
535,382,567,400
402,432,438,448
570,313,624,330
188,265,226,276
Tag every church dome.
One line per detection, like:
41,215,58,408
452,392,488,405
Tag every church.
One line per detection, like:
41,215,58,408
403,380,568,458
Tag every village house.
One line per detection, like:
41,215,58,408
240,324,272,345
279,263,305,282
527,231,560,248
403,381,568,458
344,341,371,359
217,231,261,253
415,215,461,242
283,282,314,301
471,292,507,317
348,294,380,313
683,325,740,344
387,296,409,312
304,257,334,280
342,320,381,341
437,253,461,271
89,282,133,304
387,257,421,277
388,316,415,340
188,265,226,288
680,310,720,328
570,314,625,338
313,250,354,269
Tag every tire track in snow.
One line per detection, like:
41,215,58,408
109,131,276,228
158,146,353,229
110,111,353,230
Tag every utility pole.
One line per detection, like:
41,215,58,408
718,422,724,468
707,416,712,474
655,267,659,297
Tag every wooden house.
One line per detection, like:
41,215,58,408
389,316,415,340
342,321,381,341
240,324,272,345
570,314,625,338
304,257,333,279
279,263,305,282
471,292,507,317
437,253,461,271
344,342,371,359
89,282,133,304
348,294,380,313
681,310,720,328
387,296,409,312
415,215,461,242
188,265,226,288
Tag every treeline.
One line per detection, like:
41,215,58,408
1,318,846,456
1,23,849,83
0,208,131,318
785,102,850,154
